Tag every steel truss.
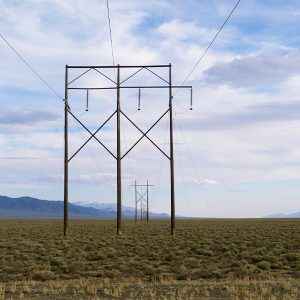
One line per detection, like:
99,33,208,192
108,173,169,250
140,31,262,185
64,64,192,236
131,180,154,223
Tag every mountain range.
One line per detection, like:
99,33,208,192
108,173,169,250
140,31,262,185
0,195,169,219
264,212,300,218
1,195,299,219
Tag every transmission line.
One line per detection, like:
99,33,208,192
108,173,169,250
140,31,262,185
176,0,241,92
0,33,63,100
106,0,116,68
178,123,214,218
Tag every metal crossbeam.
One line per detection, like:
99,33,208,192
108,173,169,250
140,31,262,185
67,64,170,69
68,85,192,90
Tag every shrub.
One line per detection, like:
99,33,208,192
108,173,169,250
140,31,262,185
256,261,271,270
285,253,299,262
32,270,56,281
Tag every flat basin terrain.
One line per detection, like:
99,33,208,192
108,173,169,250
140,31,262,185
0,219,300,299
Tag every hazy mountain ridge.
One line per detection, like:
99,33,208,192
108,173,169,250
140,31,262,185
0,195,169,219
74,201,170,218
264,212,300,218
73,201,136,213
1,195,299,219
0,195,115,219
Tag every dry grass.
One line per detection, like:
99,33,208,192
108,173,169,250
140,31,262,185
1,277,300,299
0,219,300,298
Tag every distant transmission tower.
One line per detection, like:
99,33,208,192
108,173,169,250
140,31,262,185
63,64,192,236
131,180,154,223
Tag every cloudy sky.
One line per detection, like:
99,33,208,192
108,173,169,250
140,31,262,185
1,0,300,217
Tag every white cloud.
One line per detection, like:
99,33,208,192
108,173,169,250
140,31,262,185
203,50,300,88
2,0,300,216
181,101,300,131
0,108,59,125
41,172,133,186
156,19,216,43
193,178,218,186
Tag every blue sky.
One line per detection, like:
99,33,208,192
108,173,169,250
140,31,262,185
1,0,300,217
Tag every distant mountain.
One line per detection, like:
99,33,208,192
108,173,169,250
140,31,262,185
72,201,169,219
0,195,170,219
73,201,135,213
0,195,116,219
264,212,300,218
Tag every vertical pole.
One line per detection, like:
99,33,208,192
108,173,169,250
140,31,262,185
135,180,137,223
146,180,149,223
140,189,143,221
169,63,175,236
64,65,69,237
138,88,141,110
117,65,122,235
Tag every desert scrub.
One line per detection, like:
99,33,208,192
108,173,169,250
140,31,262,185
0,284,5,300
1,278,298,299
1,219,300,297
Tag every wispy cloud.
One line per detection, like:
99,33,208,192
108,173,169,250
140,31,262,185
182,101,300,131
193,178,218,186
41,173,131,185
0,108,59,125
1,0,300,216
203,51,300,88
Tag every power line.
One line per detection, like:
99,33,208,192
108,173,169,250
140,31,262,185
0,33,63,100
174,105,191,115
176,0,241,91
178,123,214,218
106,0,116,68
174,121,191,218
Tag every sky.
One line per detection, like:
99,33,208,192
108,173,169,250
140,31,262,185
1,0,300,217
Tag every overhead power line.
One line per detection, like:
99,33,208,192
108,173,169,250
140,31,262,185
106,0,116,68
0,33,63,100
178,0,241,89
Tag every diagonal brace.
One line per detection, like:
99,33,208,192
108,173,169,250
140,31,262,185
121,109,170,160
68,109,117,160
145,67,169,84
136,191,147,202
68,68,92,86
120,67,144,85
68,110,117,162
93,68,116,84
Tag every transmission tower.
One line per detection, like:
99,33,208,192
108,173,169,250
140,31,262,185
131,180,154,223
63,64,192,236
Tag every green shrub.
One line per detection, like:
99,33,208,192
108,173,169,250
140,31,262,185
256,261,271,270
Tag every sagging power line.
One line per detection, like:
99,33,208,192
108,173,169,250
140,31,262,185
176,0,242,92
0,33,63,100
106,0,116,68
